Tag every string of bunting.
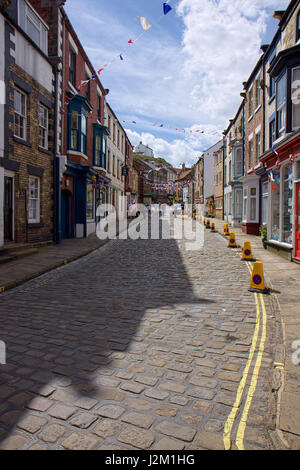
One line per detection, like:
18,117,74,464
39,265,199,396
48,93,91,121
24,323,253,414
62,2,175,113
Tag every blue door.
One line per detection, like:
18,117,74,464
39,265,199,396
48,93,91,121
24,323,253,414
61,190,71,239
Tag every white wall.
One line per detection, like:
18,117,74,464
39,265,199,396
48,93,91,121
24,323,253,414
13,29,53,93
0,13,5,247
203,140,222,212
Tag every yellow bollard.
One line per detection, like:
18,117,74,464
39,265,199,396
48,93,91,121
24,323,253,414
206,219,211,229
203,218,206,226
228,232,237,248
249,261,269,294
210,222,216,232
241,241,255,261
224,223,229,236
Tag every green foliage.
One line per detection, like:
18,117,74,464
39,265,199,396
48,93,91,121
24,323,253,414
133,153,172,168
259,225,268,249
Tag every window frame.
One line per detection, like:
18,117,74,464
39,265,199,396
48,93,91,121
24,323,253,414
38,103,48,149
276,72,287,138
18,0,48,54
14,87,27,140
28,175,40,224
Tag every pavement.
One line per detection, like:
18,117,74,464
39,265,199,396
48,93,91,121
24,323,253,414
0,216,298,450
209,216,300,450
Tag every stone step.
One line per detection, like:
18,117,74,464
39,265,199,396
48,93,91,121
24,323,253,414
0,248,39,265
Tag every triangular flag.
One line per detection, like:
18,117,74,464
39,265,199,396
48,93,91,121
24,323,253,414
128,39,135,44
120,54,124,61
97,68,104,75
163,3,172,15
139,16,152,31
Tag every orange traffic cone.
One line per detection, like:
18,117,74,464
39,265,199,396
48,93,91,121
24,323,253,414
228,232,237,248
224,223,229,236
241,241,255,261
206,219,211,229
249,262,269,294
210,222,216,232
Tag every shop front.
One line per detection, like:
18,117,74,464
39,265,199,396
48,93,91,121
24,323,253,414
240,173,260,235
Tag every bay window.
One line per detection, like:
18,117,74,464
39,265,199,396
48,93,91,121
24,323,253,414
282,165,293,244
276,73,286,137
81,114,87,154
93,124,108,168
71,110,79,150
86,183,95,220
18,0,48,54
292,67,300,129
235,147,243,177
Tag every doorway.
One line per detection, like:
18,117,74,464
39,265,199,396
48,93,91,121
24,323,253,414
4,176,13,242
61,189,72,239
295,182,300,260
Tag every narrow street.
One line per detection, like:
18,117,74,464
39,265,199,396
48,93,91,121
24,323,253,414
0,219,277,450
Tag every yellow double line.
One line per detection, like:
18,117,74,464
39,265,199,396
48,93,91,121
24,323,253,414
223,261,267,450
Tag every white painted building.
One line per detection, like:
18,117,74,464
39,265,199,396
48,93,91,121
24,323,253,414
134,141,154,158
203,140,223,215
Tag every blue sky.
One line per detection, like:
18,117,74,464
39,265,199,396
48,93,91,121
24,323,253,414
65,0,289,167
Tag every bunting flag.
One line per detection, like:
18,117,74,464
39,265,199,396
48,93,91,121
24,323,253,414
272,145,280,168
163,2,172,15
290,153,296,164
120,54,124,61
139,16,152,31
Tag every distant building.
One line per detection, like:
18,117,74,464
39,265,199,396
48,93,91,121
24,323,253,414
134,141,154,158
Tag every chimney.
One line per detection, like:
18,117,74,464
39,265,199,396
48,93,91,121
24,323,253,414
182,163,185,171
260,44,269,53
273,10,285,21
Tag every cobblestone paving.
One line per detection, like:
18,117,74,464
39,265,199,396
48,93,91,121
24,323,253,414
0,219,277,450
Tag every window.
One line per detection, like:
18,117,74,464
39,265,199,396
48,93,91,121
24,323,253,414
243,188,247,220
292,67,300,129
86,184,95,220
102,137,106,169
270,119,276,147
262,182,268,225
276,73,286,137
71,110,79,149
14,88,26,140
95,134,101,167
108,115,111,134
113,123,116,143
297,11,300,42
28,176,40,223
117,130,120,149
249,140,253,169
256,78,261,108
85,75,90,101
97,95,101,121
38,104,48,149
18,0,48,54
235,189,242,218
235,148,243,176
117,160,120,179
113,155,116,176
81,114,87,154
107,149,111,173
69,49,76,86
269,76,275,98
249,88,254,116
256,133,261,159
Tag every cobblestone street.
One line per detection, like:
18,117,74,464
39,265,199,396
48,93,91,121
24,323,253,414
0,219,277,450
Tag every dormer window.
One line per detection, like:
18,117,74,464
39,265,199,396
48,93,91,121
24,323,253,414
18,0,48,54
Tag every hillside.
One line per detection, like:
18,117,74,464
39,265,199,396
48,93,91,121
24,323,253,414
132,153,173,168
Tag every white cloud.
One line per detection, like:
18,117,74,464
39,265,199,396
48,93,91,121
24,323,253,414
66,0,289,164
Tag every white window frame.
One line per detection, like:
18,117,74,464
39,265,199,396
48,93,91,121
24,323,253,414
28,176,40,224
235,188,242,219
262,181,268,226
14,87,27,140
38,104,48,149
249,187,257,222
18,0,48,54
243,187,248,222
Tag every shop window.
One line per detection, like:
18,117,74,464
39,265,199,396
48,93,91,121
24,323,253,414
282,165,293,244
271,170,280,240
14,88,26,140
292,67,300,129
262,182,268,225
86,184,95,220
28,176,40,223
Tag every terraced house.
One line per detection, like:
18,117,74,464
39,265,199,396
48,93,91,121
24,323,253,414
1,0,55,247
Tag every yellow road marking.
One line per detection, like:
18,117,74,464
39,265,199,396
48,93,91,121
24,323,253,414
223,271,261,450
235,293,267,449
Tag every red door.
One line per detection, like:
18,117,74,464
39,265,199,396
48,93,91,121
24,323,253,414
296,183,300,260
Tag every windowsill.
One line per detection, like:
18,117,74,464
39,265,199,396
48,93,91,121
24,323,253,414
248,114,254,123
13,136,32,147
267,239,292,250
38,146,52,155
272,135,286,146
28,222,43,228
67,150,88,159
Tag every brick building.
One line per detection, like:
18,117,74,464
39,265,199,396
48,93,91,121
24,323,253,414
1,0,55,246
